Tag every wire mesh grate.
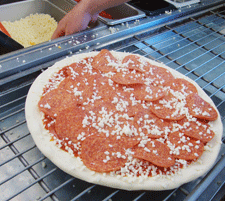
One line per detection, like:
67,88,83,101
165,0,200,8
0,4,225,201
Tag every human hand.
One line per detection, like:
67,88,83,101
52,0,129,39
51,3,98,39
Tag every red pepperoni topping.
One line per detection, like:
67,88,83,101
177,118,215,143
94,76,119,100
149,93,186,121
167,78,198,95
111,71,145,85
55,106,92,144
167,132,204,160
134,110,171,138
99,11,114,19
81,134,138,172
91,49,118,72
132,140,175,168
122,55,146,72
66,62,86,77
144,66,174,86
131,83,166,101
110,116,139,137
38,88,78,118
39,75,94,117
186,93,218,121
58,77,93,104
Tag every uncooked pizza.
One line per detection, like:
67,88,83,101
25,49,223,190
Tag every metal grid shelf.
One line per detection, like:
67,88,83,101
1,4,225,201
165,0,200,8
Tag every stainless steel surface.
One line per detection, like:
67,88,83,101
0,0,67,22
48,0,76,13
165,0,200,8
70,1,146,26
98,3,146,25
0,0,225,200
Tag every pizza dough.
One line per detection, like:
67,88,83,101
25,50,223,190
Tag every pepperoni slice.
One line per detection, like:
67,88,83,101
39,72,94,117
66,62,85,77
167,132,204,160
149,93,186,121
42,68,68,95
85,99,116,118
58,77,93,104
122,55,146,72
131,84,166,101
111,71,145,85
55,106,85,143
134,110,171,138
55,106,92,143
177,118,215,143
86,99,139,137
66,57,96,77
110,116,139,137
186,93,218,121
132,140,175,168
92,49,118,72
94,76,118,100
145,66,174,86
126,101,145,117
110,83,146,116
94,73,134,102
167,78,198,95
81,134,138,172
38,88,78,118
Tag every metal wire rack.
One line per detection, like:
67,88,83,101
165,0,200,8
1,3,225,201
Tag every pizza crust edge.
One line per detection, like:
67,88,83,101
25,51,223,191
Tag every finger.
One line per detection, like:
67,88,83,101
64,21,86,36
65,24,77,36
91,13,99,22
51,23,66,40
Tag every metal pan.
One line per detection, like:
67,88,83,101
0,0,67,52
99,3,146,25
67,0,146,26
0,0,67,22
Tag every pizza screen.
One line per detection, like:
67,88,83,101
30,49,221,190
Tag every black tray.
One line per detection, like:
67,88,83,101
0,31,23,55
129,0,177,16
